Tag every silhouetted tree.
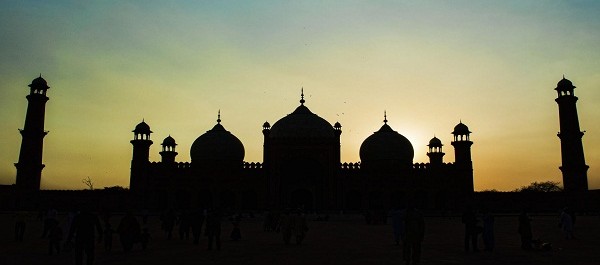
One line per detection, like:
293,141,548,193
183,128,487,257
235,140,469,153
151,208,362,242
480,189,500,193
103,186,128,191
82,177,94,190
514,181,563,192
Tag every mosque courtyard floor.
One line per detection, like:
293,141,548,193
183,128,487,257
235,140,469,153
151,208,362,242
1,212,599,265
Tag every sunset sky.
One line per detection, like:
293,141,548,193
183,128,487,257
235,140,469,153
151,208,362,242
1,1,599,191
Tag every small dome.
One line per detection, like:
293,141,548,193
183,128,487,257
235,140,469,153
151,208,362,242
428,136,442,147
263,121,271,128
334,122,342,129
452,122,471,135
359,123,414,162
133,121,152,134
269,105,335,139
162,135,176,146
29,75,49,89
190,123,245,162
556,77,576,91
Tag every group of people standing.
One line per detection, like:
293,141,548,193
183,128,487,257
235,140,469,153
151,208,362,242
390,205,425,265
462,206,495,252
277,210,309,245
159,208,242,250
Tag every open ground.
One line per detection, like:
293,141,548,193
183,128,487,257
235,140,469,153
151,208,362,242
1,212,599,265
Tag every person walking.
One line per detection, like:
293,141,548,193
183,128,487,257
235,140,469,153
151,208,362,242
48,222,63,255
67,207,103,265
230,214,242,241
191,209,205,245
518,209,533,250
205,209,222,250
391,207,406,245
462,206,479,252
117,211,141,252
14,211,27,242
278,210,293,245
559,207,574,239
481,209,495,251
403,206,425,265
103,223,114,252
292,211,308,245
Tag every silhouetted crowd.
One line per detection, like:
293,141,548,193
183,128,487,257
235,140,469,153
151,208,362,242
10,203,581,265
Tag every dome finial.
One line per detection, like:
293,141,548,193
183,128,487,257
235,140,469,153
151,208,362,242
383,110,388,124
300,87,305,105
39,73,42,78
217,110,221,124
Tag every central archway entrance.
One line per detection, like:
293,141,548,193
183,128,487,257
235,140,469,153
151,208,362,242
290,189,313,210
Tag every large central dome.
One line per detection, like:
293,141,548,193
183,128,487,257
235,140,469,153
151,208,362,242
269,102,335,139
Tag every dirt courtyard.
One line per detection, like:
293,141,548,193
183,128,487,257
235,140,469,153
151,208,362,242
1,212,599,265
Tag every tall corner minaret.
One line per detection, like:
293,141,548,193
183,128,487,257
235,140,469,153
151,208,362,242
15,75,50,190
451,121,474,193
555,76,589,192
130,120,153,192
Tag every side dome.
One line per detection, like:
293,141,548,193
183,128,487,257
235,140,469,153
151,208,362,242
452,122,471,135
360,123,414,162
162,135,176,146
269,104,335,139
556,77,575,91
428,136,442,147
190,123,245,162
133,121,152,134
29,75,50,89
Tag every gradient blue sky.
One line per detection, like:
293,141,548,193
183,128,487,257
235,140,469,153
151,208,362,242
1,1,599,190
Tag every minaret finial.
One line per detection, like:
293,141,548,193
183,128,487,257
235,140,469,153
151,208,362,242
217,110,221,124
300,87,305,105
383,110,388,124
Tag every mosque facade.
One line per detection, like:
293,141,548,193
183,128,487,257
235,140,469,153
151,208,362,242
129,92,474,211
10,76,593,212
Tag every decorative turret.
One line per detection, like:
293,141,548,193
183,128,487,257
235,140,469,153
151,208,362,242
555,76,588,192
262,121,271,135
262,121,271,165
15,75,51,190
160,135,178,164
334,121,342,137
130,120,153,192
427,136,445,165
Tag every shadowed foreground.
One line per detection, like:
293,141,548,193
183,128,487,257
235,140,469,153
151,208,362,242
1,213,599,265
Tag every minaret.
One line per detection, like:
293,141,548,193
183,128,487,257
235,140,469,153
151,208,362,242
427,136,445,166
555,77,588,192
451,122,474,192
130,120,153,192
159,135,178,164
262,121,271,162
333,121,342,142
15,75,50,190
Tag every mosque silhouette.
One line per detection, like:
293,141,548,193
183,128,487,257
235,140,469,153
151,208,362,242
9,76,592,212
129,90,474,211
